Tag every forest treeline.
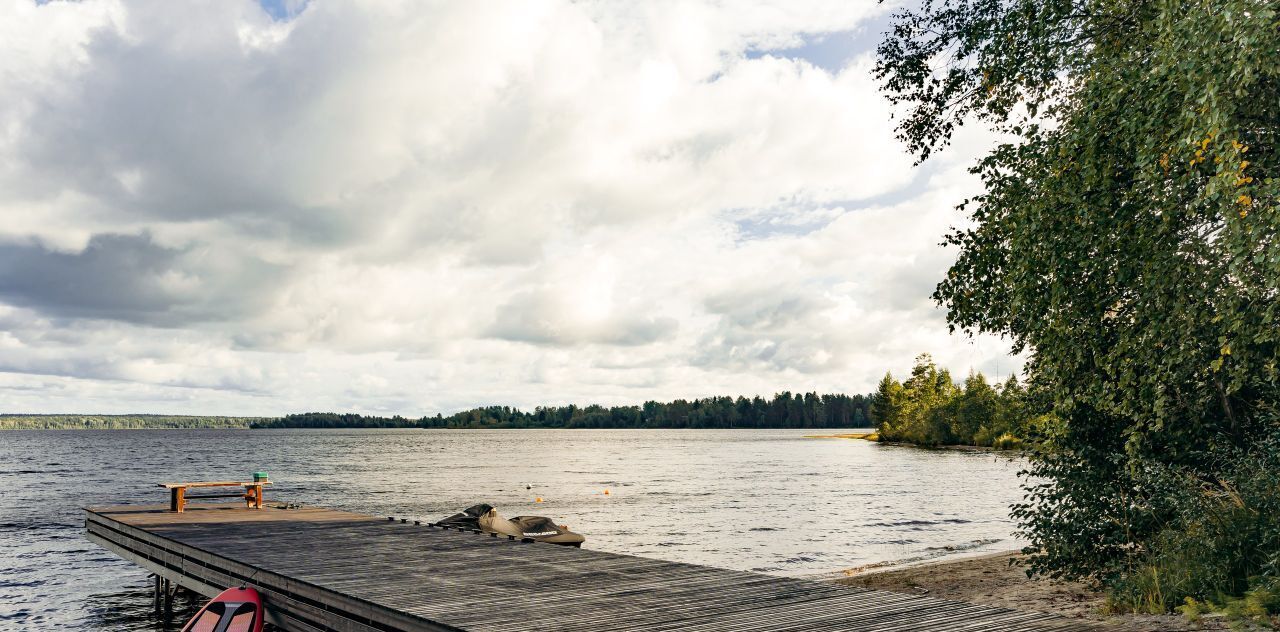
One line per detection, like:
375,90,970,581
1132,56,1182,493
8,369,1040,439
872,354,1029,448
251,392,876,430
0,415,260,430
8,371,1037,442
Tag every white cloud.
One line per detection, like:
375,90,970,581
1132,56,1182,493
0,0,1020,415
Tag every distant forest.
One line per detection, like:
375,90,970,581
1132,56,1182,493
251,392,875,430
0,414,261,430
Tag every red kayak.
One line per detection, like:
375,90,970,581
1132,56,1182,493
181,586,264,632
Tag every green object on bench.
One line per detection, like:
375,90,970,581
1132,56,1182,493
253,471,269,482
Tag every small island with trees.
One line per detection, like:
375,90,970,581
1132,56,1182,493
870,354,1028,449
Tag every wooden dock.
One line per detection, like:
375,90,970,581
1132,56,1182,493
86,503,1097,631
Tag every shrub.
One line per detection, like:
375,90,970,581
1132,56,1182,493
990,433,1022,451
1106,430,1280,619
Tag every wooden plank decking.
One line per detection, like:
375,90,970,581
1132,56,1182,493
85,503,1098,631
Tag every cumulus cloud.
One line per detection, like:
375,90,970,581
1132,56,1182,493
0,233,289,324
0,0,1020,415
489,291,679,347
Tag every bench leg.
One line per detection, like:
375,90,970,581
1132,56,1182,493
244,485,262,509
169,488,188,512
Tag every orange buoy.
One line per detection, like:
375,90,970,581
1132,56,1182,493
603,489,610,495
535,497,543,503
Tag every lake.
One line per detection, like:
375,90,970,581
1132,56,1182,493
0,428,1027,630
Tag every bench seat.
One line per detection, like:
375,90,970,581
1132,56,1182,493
159,480,271,513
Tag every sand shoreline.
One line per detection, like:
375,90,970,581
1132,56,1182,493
832,550,1223,631
802,433,1021,454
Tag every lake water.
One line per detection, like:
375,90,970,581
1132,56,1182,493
0,428,1027,631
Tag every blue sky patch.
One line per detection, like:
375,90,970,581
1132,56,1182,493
258,0,308,21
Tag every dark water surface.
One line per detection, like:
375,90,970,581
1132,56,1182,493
0,429,1026,631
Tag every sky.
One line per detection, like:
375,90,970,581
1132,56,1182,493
0,0,1019,416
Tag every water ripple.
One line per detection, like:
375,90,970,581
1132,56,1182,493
0,428,1025,631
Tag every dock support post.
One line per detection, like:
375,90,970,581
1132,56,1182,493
163,577,174,618
150,574,175,619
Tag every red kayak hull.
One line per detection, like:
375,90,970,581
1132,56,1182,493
181,586,264,632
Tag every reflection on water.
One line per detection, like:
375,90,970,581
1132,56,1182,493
0,428,1026,630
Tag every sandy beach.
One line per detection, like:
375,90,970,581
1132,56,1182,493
835,551,1227,631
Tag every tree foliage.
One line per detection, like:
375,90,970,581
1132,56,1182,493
879,0,1280,605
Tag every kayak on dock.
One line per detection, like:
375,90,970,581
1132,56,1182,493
436,503,586,547
181,586,264,632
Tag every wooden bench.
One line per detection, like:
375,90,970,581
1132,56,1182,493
159,481,271,513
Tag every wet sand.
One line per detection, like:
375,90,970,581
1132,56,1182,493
834,551,1225,631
